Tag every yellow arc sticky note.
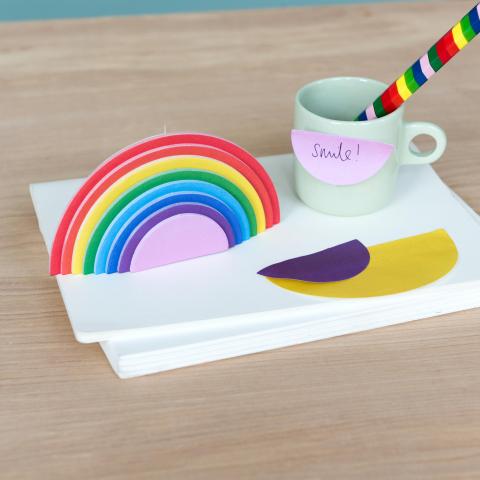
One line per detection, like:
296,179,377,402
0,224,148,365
268,229,458,298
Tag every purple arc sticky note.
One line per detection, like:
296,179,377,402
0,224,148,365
118,203,235,273
291,129,394,186
257,240,370,282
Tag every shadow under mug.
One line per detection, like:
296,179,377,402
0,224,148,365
294,77,447,216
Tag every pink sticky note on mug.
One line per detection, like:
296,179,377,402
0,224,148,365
291,130,394,186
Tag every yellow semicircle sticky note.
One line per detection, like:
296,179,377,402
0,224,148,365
267,229,458,298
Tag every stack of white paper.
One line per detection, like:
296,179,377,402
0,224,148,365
30,154,480,378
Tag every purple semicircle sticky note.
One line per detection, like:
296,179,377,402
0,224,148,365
257,240,370,282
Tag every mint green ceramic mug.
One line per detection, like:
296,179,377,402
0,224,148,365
293,77,447,216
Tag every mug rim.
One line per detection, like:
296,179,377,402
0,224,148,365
295,76,405,125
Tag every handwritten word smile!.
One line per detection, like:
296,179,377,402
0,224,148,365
312,142,360,162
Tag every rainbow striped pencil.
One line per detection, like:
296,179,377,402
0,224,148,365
356,2,480,121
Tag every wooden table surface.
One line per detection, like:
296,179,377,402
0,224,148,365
1,1,480,478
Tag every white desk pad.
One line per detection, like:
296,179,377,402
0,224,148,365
31,154,480,343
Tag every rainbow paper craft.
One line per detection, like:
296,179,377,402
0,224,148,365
50,133,280,275
291,130,393,185
356,2,479,120
261,229,458,298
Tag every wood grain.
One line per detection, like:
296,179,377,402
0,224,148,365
1,2,480,478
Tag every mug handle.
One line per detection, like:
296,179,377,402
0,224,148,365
399,121,447,165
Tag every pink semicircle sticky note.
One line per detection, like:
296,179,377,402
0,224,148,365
130,213,229,272
291,129,394,186
257,239,370,282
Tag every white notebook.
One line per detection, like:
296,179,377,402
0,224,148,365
31,154,480,378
